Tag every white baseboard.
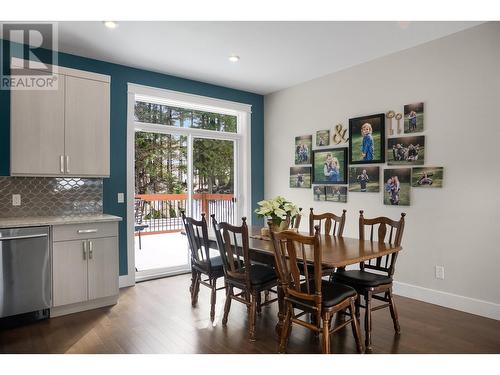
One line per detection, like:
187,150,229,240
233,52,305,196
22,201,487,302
119,274,135,288
393,281,500,321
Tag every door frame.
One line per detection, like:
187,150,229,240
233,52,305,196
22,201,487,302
121,83,252,288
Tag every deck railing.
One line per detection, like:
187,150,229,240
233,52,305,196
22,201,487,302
135,193,235,235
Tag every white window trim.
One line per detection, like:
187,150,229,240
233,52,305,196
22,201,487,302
120,83,252,288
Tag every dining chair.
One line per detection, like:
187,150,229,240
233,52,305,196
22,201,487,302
181,211,225,321
307,208,346,277
269,226,363,354
332,210,406,352
309,207,346,236
211,215,278,341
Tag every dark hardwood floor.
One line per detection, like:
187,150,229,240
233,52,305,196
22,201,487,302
1,274,499,354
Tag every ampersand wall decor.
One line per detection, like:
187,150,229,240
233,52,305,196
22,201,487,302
332,123,349,144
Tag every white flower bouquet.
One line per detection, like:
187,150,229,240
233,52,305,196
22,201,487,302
254,196,299,232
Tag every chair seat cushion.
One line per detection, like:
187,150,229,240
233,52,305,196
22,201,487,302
194,256,225,277
297,280,357,308
332,270,392,288
249,264,277,286
227,264,277,287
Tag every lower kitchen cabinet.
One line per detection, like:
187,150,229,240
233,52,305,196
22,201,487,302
88,236,119,300
52,240,88,307
51,222,119,316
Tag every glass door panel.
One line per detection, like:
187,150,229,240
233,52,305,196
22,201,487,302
134,131,190,278
192,137,236,225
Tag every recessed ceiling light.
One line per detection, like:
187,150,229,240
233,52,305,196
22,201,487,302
103,21,119,29
228,55,240,63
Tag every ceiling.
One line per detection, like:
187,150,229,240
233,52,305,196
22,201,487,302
54,21,482,95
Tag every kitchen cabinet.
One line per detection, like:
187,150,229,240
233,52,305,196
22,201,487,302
10,61,111,177
52,222,119,313
52,239,88,307
10,71,66,175
65,76,110,176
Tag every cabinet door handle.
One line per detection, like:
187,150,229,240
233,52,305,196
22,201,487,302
65,155,70,173
60,155,64,173
89,240,93,260
82,240,87,260
77,229,98,234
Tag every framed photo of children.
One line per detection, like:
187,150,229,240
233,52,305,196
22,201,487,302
404,102,424,133
349,113,385,164
313,185,326,201
387,135,425,165
326,186,348,203
312,148,348,184
290,166,311,188
411,167,444,188
316,130,330,147
383,168,411,206
295,135,312,164
348,166,380,192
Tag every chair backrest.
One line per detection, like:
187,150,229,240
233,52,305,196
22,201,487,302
134,198,145,224
211,215,251,288
181,211,213,271
269,224,322,314
291,207,303,229
358,210,406,277
309,208,346,236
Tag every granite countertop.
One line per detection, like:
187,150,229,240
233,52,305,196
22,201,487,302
0,214,122,229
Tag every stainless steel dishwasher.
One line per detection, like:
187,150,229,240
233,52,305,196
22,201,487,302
0,226,51,319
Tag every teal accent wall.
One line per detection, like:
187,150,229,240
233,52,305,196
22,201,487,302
0,40,264,276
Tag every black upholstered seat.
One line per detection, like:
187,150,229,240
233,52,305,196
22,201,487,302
332,270,392,288
225,264,277,287
194,256,225,277
296,280,357,307
249,264,277,286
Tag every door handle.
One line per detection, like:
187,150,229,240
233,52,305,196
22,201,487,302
60,155,64,173
65,155,70,173
82,240,87,260
77,229,98,234
0,233,48,241
88,240,93,260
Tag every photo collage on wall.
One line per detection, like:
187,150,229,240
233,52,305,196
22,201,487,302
290,101,444,207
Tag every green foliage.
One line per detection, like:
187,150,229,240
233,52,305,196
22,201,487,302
134,102,236,195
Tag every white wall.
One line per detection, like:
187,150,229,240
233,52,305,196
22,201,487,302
264,22,500,319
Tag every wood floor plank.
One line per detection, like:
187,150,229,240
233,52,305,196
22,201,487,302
1,274,499,354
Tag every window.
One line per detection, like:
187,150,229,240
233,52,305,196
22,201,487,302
134,101,237,133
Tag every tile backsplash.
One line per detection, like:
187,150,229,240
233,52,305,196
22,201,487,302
0,177,103,218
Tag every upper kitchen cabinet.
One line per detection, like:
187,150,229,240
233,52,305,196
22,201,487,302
11,70,66,176
65,76,110,176
10,62,111,177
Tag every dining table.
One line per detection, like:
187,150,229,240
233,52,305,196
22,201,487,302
206,225,403,341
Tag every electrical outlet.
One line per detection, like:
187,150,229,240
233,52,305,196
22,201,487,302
117,193,125,203
12,194,21,206
435,265,445,280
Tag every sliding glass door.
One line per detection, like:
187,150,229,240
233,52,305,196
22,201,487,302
133,100,241,281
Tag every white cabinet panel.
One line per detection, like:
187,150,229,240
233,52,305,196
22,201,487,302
52,240,88,307
64,76,110,177
10,72,65,175
87,237,119,300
